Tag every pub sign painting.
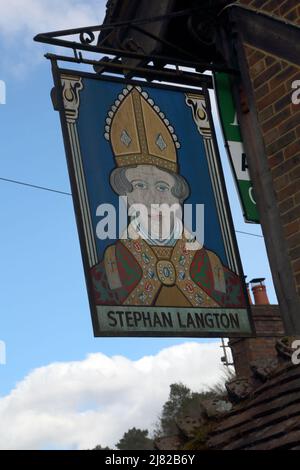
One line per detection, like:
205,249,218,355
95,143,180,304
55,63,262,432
53,67,253,337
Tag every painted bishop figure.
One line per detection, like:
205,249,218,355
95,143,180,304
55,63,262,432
91,85,246,309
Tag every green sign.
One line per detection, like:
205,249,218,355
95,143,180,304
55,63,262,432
214,73,260,224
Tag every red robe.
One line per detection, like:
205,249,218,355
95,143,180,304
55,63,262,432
91,236,246,308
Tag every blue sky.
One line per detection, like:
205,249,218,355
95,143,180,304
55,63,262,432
0,0,277,450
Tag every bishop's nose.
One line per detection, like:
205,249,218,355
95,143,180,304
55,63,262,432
148,187,166,205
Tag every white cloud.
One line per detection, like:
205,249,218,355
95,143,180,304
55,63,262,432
0,0,103,36
0,342,225,450
0,0,105,76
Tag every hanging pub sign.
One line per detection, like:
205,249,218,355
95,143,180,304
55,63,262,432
52,65,253,337
214,72,260,224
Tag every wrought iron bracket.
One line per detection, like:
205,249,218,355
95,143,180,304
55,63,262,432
34,7,238,89
45,53,214,90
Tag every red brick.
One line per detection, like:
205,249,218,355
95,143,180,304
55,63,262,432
286,7,298,22
293,267,300,284
251,59,267,78
237,1,300,304
272,154,300,180
285,69,300,92
269,65,298,90
290,244,300,261
262,108,290,133
292,258,300,273
284,220,300,237
284,140,300,159
257,84,286,111
295,192,300,205
266,130,296,156
247,49,265,67
282,204,300,225
253,63,282,89
278,196,295,214
265,127,281,145
289,165,300,181
295,273,300,286
275,93,293,112
292,102,300,116
280,0,300,15
262,0,279,14
297,6,300,23
255,82,270,101
273,173,290,191
265,56,277,66
287,232,300,249
262,0,285,13
251,0,269,8
278,112,300,138
277,181,298,202
258,105,274,123
268,151,284,169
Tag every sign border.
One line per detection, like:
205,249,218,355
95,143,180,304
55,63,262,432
51,61,255,338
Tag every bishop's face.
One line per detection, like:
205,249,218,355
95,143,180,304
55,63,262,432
125,165,182,240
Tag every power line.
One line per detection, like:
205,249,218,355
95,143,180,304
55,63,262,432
236,230,263,239
0,177,72,197
0,176,264,239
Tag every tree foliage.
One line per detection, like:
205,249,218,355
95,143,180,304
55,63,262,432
115,427,154,450
159,383,192,435
92,379,229,449
157,382,224,436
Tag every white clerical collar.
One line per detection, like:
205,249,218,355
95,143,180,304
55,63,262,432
128,217,182,246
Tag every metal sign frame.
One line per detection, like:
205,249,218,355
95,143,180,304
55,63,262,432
34,8,238,89
51,58,254,338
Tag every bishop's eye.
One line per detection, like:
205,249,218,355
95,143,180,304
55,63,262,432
133,181,148,190
156,183,170,192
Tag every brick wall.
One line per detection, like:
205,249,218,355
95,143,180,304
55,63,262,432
237,0,300,296
229,305,285,377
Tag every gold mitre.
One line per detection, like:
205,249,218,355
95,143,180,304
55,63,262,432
104,85,181,173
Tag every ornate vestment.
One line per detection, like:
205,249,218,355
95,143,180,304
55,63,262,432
91,235,245,308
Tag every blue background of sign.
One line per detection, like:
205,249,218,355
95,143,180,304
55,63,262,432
76,78,227,266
